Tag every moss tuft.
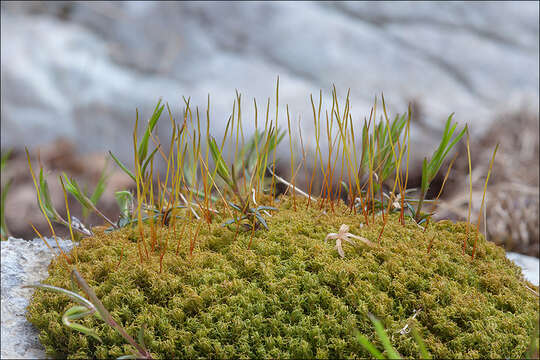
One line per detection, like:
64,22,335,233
27,196,538,359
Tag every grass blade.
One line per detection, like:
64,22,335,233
357,332,386,359
62,174,92,210
0,178,12,240
208,136,233,186
465,126,472,254
23,283,95,309
138,100,164,163
71,270,152,358
109,151,136,182
411,326,431,359
472,143,499,259
369,313,401,359
62,306,103,342
90,160,109,206
0,149,10,239
38,168,58,220
0,149,11,171
115,191,134,220
142,145,161,178
254,212,268,230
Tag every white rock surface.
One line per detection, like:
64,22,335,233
1,236,538,359
1,237,74,359
506,252,540,287
1,2,538,169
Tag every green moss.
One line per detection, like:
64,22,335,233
27,196,538,359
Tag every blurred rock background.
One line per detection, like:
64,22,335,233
1,1,538,256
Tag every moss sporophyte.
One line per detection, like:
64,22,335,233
24,83,539,359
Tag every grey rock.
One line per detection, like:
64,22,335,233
1,237,74,359
0,10,187,165
0,236,538,358
1,2,538,170
506,252,539,287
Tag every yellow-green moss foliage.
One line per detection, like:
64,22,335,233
27,196,539,359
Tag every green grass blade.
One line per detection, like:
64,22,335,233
62,173,92,210
254,212,268,230
427,114,464,179
63,305,95,321
276,129,286,149
138,100,164,163
23,283,95,309
141,145,161,177
255,206,278,211
228,202,242,212
421,158,429,193
222,218,238,227
90,161,109,206
208,136,233,186
440,126,466,166
115,191,133,220
427,115,453,173
0,149,11,171
62,306,103,342
369,314,401,359
1,179,12,239
38,169,57,220
71,270,152,358
356,331,385,359
0,150,11,238
137,324,147,351
109,151,136,182
442,114,453,140
411,326,431,359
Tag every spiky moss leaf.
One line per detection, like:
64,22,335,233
27,196,538,359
